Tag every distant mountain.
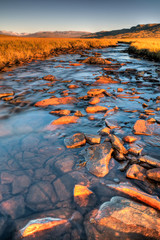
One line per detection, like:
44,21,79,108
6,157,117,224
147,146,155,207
0,30,91,38
84,24,160,38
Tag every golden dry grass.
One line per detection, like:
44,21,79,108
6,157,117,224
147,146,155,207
0,36,118,69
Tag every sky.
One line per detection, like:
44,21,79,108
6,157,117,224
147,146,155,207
0,0,160,33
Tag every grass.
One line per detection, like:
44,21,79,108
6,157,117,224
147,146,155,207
0,36,118,70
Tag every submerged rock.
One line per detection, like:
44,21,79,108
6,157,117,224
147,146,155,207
83,142,113,177
64,133,86,148
85,196,160,240
74,184,94,207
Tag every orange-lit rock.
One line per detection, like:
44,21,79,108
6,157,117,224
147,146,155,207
95,76,119,84
109,134,128,154
74,185,93,207
117,94,140,99
35,96,78,107
126,164,146,181
50,109,71,116
147,117,156,123
82,56,111,65
86,106,108,113
128,144,143,155
104,106,118,117
0,92,14,98
74,110,84,117
146,168,160,182
89,97,100,105
20,217,68,237
107,182,160,211
83,142,113,177
133,119,147,135
123,135,137,143
139,155,160,168
69,63,83,66
85,134,101,144
51,116,79,125
68,84,79,89
117,88,124,92
98,127,110,135
43,75,56,81
87,88,106,97
64,133,86,148
105,119,119,129
85,196,160,240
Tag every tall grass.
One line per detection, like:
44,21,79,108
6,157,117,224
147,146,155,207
0,37,118,69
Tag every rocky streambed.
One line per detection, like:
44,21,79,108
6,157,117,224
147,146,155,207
0,43,160,239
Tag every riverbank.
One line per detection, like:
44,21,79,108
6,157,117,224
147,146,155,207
0,37,118,71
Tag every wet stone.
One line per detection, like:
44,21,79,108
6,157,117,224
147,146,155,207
126,164,146,181
74,184,95,208
139,155,160,168
86,106,108,113
85,134,101,144
50,109,71,116
83,142,113,177
123,135,137,143
64,133,86,148
109,134,128,154
105,119,119,129
1,196,25,219
26,181,57,211
51,116,79,125
128,144,143,156
87,88,106,97
12,175,31,194
146,168,160,182
55,155,75,173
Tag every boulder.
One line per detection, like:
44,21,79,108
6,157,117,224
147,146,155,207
83,142,113,177
51,116,79,125
64,133,86,148
126,164,146,181
85,196,160,240
146,168,160,182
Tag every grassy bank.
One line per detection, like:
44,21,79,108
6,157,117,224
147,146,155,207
126,38,160,62
0,37,118,70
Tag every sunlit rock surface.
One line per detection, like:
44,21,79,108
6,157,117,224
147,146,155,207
85,196,160,240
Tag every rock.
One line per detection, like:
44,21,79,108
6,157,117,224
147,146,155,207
98,127,110,135
74,110,84,117
50,109,71,116
26,181,57,211
128,144,143,156
55,156,75,173
64,133,86,148
146,168,160,182
0,92,14,99
74,184,94,207
147,118,156,123
133,119,150,135
35,96,78,107
20,217,68,238
69,63,82,66
82,56,111,65
1,196,25,219
126,164,146,181
53,178,71,201
86,106,108,113
85,196,160,240
118,160,129,171
43,75,56,81
12,175,31,194
89,97,100,105
85,134,101,144
1,172,15,184
114,150,126,161
51,116,79,125
87,88,106,97
117,88,124,92
83,142,113,177
109,134,128,154
139,155,160,168
104,107,118,117
95,76,119,84
107,182,160,211
68,84,79,89
123,135,137,143
105,119,119,129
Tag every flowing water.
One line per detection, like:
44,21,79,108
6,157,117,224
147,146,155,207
0,44,160,239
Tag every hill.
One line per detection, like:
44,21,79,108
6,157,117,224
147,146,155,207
84,24,160,38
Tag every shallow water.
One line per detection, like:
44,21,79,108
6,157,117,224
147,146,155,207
0,44,160,239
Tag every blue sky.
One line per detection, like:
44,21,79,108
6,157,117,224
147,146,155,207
0,0,160,33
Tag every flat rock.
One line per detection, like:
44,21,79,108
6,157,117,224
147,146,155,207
0,92,14,98
82,56,111,65
1,196,25,219
43,75,56,81
35,96,78,107
64,133,86,148
98,127,110,135
128,144,143,156
86,106,108,113
105,119,119,129
83,142,113,177
133,119,151,135
146,168,160,182
107,182,160,211
126,164,146,181
12,175,31,194
89,97,100,105
50,109,71,116
74,184,94,207
123,135,137,143
51,116,79,125
95,76,119,84
87,88,106,97
139,155,160,168
85,134,101,144
55,155,75,173
85,196,160,240
26,181,57,211
109,134,128,154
